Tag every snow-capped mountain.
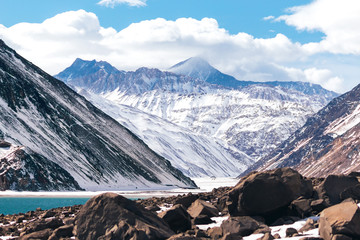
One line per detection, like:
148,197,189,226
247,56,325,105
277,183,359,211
0,39,196,191
55,58,337,177
79,90,254,177
169,57,338,102
244,83,360,177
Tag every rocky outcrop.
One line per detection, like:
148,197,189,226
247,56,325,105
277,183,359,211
74,193,174,240
227,168,313,222
319,200,360,240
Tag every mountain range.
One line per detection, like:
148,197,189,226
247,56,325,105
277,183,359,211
55,57,338,178
0,39,196,191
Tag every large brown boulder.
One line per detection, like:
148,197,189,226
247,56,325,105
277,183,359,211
74,193,174,240
315,175,359,206
319,200,360,240
158,204,191,233
187,199,219,219
227,168,313,221
220,216,262,237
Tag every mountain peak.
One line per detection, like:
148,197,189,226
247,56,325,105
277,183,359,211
169,57,215,79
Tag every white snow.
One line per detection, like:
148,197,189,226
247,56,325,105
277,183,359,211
325,104,360,136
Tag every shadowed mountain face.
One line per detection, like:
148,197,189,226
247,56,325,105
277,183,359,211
55,57,338,177
243,83,360,178
0,39,196,191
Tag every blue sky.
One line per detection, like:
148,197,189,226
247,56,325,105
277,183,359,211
0,0,359,93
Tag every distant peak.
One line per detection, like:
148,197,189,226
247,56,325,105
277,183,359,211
170,57,212,70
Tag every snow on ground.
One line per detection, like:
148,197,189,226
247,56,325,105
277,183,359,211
197,216,320,240
0,177,240,198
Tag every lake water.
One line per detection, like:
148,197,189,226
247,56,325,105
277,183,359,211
0,198,90,215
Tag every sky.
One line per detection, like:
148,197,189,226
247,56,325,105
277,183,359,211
0,0,359,93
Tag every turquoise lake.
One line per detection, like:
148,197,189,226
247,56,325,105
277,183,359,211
0,198,90,215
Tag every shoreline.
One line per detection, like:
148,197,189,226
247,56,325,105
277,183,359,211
0,177,240,199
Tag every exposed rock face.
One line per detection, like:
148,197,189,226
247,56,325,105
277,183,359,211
75,193,174,240
245,83,360,178
0,146,82,191
0,39,196,190
319,200,360,240
227,168,313,221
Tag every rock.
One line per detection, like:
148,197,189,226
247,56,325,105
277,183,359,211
299,218,317,233
331,234,353,240
227,168,313,222
273,233,280,239
299,238,323,240
285,227,298,237
310,199,327,213
48,224,74,240
340,184,360,201
221,232,243,240
158,204,191,233
270,216,301,226
16,215,25,223
187,199,219,219
195,229,208,238
27,218,64,233
290,198,312,218
207,227,223,239
40,210,56,219
258,232,275,240
193,214,214,225
167,234,198,240
0,140,11,148
315,175,359,206
145,205,161,212
319,200,360,240
63,217,75,225
221,216,261,237
74,193,174,240
20,228,52,240
174,193,198,209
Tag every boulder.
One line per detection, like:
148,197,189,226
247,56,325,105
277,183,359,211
285,227,298,237
221,233,243,240
174,193,198,208
48,225,74,240
193,214,214,225
319,200,360,240
20,228,52,240
227,168,313,222
187,199,219,219
207,227,223,239
220,216,261,237
74,193,174,240
290,198,312,218
340,184,360,201
315,175,359,206
158,204,191,233
258,232,275,240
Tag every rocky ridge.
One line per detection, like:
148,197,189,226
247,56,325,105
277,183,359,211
244,83,360,178
1,168,360,239
0,39,196,191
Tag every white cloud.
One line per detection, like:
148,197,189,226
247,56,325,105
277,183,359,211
263,16,275,21
277,0,360,55
0,9,352,93
97,0,147,7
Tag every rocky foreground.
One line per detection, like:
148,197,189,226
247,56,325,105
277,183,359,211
1,167,360,240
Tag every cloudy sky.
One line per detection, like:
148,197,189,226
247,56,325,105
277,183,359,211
0,0,359,93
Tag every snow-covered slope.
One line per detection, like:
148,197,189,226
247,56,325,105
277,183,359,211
79,90,254,177
56,58,336,177
244,83,360,177
0,39,196,191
